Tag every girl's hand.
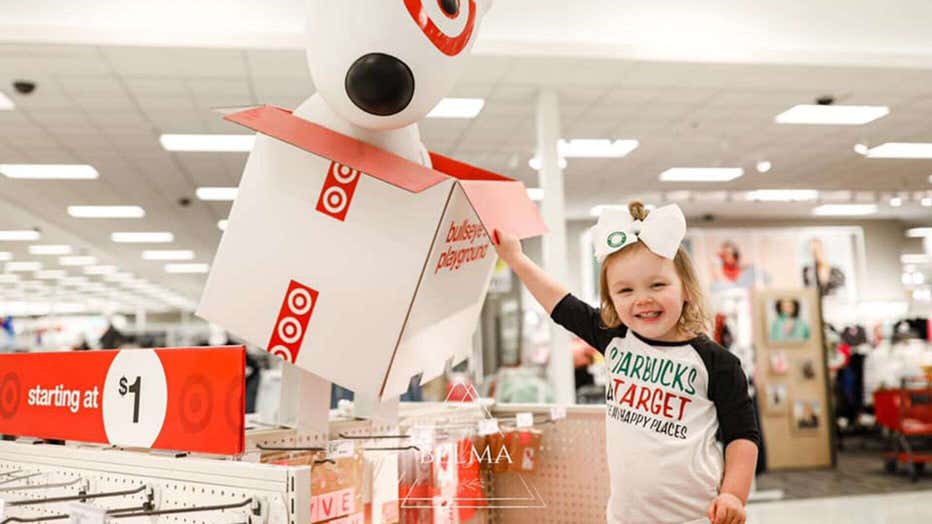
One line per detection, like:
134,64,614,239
707,493,745,524
492,228,523,266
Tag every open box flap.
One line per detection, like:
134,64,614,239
225,105,448,194
458,179,549,240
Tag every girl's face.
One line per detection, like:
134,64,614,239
605,246,688,341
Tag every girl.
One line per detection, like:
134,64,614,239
492,202,759,524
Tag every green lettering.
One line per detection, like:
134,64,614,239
660,360,674,387
672,364,687,392
613,352,631,375
685,368,698,395
631,355,645,380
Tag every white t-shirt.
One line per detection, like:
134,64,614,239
552,294,759,524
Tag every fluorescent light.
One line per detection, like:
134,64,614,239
746,190,819,202
111,232,174,243
160,134,255,152
659,168,744,182
84,265,118,275
196,187,238,201
0,252,11,261
35,270,66,280
218,219,228,231
922,197,932,207
427,98,485,119
901,254,930,265
6,262,42,272
812,204,878,216
889,197,903,207
0,91,13,110
165,263,209,274
0,230,40,241
29,244,71,255
775,104,889,125
867,143,932,159
557,139,639,158
526,188,544,202
528,156,568,170
854,143,869,155
0,164,98,180
756,161,772,173
142,250,194,261
906,228,932,238
68,205,145,218
60,256,96,266
0,275,19,283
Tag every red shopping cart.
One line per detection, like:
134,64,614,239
874,382,932,482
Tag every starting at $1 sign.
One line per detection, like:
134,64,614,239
0,347,245,454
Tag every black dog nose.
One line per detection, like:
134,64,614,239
344,53,415,117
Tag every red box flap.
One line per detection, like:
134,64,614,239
459,180,549,240
225,106,448,193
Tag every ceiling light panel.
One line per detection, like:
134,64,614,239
68,206,145,218
0,164,99,180
111,232,174,243
160,134,255,152
774,105,889,125
659,168,744,182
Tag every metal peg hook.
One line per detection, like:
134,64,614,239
0,477,83,493
0,502,152,524
255,443,325,452
337,433,409,440
7,484,147,507
109,498,254,519
0,473,43,486
363,445,421,452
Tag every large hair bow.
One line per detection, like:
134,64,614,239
592,204,686,263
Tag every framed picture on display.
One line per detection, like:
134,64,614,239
792,399,822,433
765,295,813,346
763,383,789,415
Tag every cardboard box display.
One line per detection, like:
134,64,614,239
198,106,546,399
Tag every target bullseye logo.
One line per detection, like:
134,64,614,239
0,372,21,419
316,161,361,222
267,280,319,364
179,374,213,434
404,0,477,56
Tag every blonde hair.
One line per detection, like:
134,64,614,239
598,201,709,336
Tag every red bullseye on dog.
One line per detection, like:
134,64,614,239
267,280,319,364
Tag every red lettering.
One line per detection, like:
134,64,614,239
340,491,351,514
613,378,625,399
650,387,664,415
662,392,675,418
322,498,333,517
676,395,692,421
635,387,652,412
446,221,457,242
619,384,637,408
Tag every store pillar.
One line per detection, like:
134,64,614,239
536,89,575,405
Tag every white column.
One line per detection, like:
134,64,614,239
536,89,575,405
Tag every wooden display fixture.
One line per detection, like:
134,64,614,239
753,287,834,470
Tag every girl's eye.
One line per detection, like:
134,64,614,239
651,283,667,289
617,288,633,294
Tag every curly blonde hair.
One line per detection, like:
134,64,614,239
598,201,709,336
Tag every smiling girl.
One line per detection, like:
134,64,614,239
493,202,759,524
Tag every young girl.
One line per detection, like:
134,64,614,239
493,202,759,524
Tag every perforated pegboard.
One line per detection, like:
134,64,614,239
489,405,608,524
0,441,308,524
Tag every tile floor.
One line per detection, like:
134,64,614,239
747,490,932,523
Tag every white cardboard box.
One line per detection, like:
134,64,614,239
198,106,546,399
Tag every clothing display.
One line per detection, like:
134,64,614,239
551,293,760,523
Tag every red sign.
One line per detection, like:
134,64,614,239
267,280,319,364
316,161,361,222
0,346,245,455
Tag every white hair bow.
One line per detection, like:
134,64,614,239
592,204,687,263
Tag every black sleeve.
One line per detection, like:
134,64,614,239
549,293,625,353
693,337,761,449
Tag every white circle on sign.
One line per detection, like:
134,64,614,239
102,349,168,448
287,287,312,316
277,317,302,344
333,163,359,185
322,187,348,214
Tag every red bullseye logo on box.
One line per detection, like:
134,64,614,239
267,280,319,363
316,161,361,222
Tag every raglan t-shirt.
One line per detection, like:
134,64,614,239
551,294,760,524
